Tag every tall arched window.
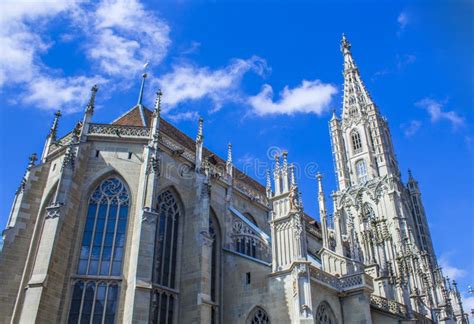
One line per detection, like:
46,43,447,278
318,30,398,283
150,189,181,324
315,301,337,324
247,307,270,324
355,159,368,183
351,130,363,153
68,177,129,324
363,203,376,221
209,210,221,324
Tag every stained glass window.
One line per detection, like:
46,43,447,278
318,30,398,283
150,190,181,324
68,177,129,324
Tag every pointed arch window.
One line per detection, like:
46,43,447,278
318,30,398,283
68,177,129,324
209,210,221,324
363,203,376,222
247,307,270,324
351,130,363,153
150,190,181,324
315,301,337,324
355,159,368,183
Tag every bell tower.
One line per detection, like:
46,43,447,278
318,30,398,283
330,35,400,191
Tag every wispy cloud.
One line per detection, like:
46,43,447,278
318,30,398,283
248,80,337,116
166,111,199,122
397,54,416,70
155,56,269,113
402,120,422,137
397,11,409,34
416,98,464,128
0,0,170,112
439,253,467,281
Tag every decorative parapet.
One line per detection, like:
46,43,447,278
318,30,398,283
309,267,373,293
320,247,364,277
88,123,150,138
370,295,407,318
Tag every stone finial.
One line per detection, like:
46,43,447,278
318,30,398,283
28,153,38,170
85,85,98,114
227,143,232,164
282,151,288,171
226,143,232,176
341,33,351,53
266,169,271,191
49,110,62,140
197,117,204,142
289,163,296,186
153,89,163,116
274,154,280,171
316,172,323,193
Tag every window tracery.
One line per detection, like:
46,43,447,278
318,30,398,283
68,177,129,324
150,189,181,324
315,301,337,324
355,160,368,183
247,307,270,324
351,130,363,153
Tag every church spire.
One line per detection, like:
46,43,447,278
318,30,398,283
226,143,233,176
341,34,374,120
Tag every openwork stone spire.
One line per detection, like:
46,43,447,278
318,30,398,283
153,89,163,117
341,34,375,120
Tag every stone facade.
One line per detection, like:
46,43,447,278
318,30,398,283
0,36,467,324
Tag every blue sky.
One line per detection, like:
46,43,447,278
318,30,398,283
1,0,473,310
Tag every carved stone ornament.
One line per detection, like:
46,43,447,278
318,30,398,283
45,204,62,219
142,208,159,224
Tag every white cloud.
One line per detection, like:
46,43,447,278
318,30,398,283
248,80,337,116
462,294,474,314
402,120,421,137
156,56,269,112
397,12,409,31
0,0,170,112
166,111,199,122
439,254,467,281
397,54,416,69
87,0,170,76
416,98,464,128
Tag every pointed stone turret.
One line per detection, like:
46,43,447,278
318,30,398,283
81,85,98,141
195,117,204,171
226,143,233,176
273,154,281,195
265,168,272,198
281,151,289,193
317,173,330,249
341,34,374,120
41,110,61,162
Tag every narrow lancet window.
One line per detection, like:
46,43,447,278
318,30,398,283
355,159,368,183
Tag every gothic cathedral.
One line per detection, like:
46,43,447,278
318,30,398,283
0,36,466,323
